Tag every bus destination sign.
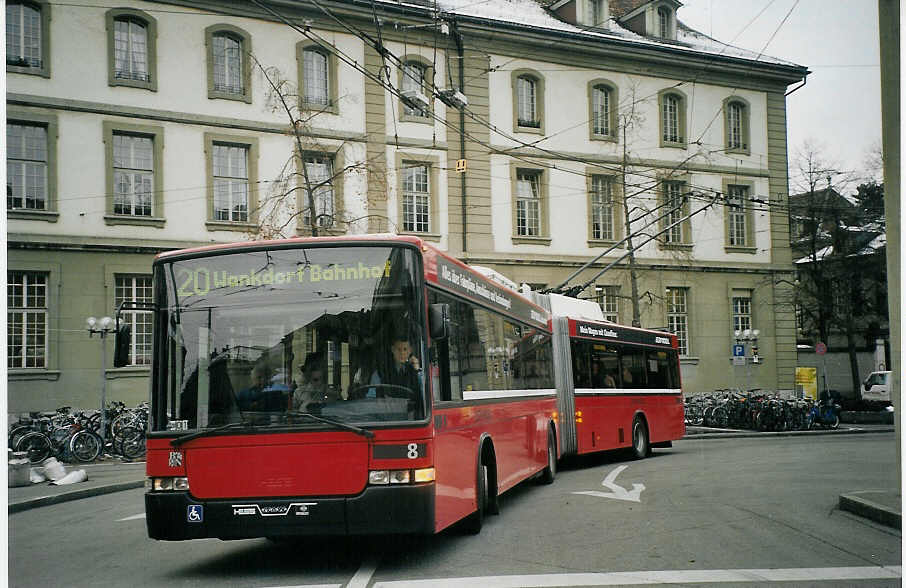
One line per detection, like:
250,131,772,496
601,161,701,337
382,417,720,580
434,257,548,329
573,320,674,348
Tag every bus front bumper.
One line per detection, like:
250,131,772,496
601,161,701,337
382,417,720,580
145,483,435,540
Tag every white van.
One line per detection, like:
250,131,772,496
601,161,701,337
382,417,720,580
861,371,892,402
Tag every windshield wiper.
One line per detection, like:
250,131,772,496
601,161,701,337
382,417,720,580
287,411,375,439
170,421,254,447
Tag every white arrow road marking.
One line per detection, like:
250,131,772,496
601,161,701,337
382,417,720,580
572,465,645,502
117,513,146,521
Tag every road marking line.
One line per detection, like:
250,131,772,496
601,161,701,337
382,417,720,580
117,513,146,521
346,555,380,588
259,584,341,588
259,585,340,588
372,566,902,587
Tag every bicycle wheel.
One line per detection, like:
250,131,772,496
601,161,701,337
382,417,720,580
111,413,135,442
8,424,33,450
118,426,146,459
16,432,52,464
69,430,102,462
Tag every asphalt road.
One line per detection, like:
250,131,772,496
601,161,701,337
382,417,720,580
9,433,900,587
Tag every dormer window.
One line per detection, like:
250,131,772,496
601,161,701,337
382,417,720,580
589,0,607,27
658,7,670,38
653,5,676,40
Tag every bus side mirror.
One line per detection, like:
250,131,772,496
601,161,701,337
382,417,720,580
113,323,132,368
429,303,450,340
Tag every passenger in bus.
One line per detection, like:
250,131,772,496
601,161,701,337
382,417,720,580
591,362,618,388
293,354,328,411
621,366,634,386
238,364,290,411
366,336,422,398
238,364,270,411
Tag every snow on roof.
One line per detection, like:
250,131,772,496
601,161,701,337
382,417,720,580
795,246,833,264
854,234,887,256
795,233,887,263
386,0,804,69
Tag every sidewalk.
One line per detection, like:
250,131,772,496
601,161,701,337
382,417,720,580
8,428,900,530
684,423,900,529
8,457,145,513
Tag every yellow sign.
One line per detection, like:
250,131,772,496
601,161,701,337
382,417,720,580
795,367,818,400
456,159,467,173
174,261,391,298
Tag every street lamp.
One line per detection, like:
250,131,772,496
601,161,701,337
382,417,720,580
733,328,761,394
86,316,116,448
734,329,760,362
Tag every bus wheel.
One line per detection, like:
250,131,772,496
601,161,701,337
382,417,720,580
463,462,488,534
631,417,650,459
539,428,557,484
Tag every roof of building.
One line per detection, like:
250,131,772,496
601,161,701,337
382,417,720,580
789,187,856,213
382,0,806,70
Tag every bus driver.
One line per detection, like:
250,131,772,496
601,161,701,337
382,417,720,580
367,336,421,398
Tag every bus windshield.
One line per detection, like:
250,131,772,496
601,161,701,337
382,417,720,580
152,244,426,433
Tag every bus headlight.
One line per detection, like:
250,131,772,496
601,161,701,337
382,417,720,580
368,468,434,485
148,477,189,491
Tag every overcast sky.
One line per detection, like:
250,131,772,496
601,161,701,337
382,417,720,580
677,0,882,193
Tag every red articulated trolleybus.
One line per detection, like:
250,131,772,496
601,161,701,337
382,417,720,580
133,234,683,541
545,312,685,459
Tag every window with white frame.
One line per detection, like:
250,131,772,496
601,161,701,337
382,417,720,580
595,285,619,322
302,48,330,106
590,175,615,240
113,132,153,216
516,76,539,128
8,271,47,369
115,275,152,366
666,287,689,355
726,101,745,151
213,143,249,222
515,170,541,236
401,163,430,233
402,62,428,117
7,122,47,210
113,17,149,82
728,184,748,246
212,33,243,95
663,181,685,243
732,295,752,333
662,93,681,143
302,153,334,228
591,85,612,137
6,2,42,68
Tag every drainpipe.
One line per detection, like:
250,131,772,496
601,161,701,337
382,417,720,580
450,18,468,254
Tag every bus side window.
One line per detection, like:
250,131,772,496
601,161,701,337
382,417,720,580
429,290,463,402
646,351,668,389
619,346,646,389
571,341,590,388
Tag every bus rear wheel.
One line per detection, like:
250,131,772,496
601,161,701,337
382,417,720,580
463,462,488,534
539,428,556,484
631,417,650,459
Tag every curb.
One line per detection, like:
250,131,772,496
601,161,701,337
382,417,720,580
839,491,902,529
8,480,144,513
683,427,896,440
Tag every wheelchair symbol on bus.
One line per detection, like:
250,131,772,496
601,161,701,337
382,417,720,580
187,504,204,523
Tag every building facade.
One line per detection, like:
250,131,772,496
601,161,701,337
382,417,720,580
7,0,808,411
